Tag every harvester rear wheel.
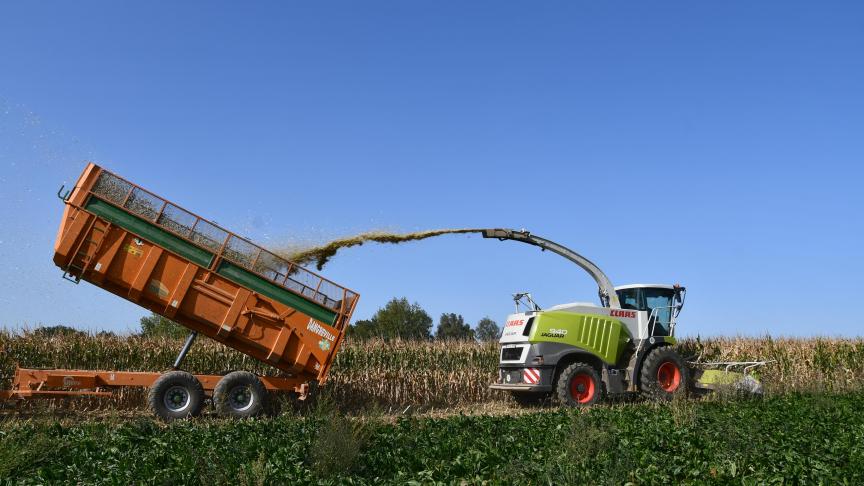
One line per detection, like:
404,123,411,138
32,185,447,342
555,362,603,407
213,371,268,419
148,371,205,421
640,346,690,400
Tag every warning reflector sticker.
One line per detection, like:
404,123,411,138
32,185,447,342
523,368,541,384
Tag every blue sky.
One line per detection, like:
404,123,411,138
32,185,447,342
0,2,862,336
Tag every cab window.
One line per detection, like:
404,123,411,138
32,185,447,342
618,289,640,310
615,287,676,336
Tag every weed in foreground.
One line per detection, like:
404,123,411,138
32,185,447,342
308,393,380,479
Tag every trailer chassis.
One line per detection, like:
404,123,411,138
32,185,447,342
0,367,308,401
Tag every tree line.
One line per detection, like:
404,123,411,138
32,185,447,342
137,297,501,342
348,297,500,341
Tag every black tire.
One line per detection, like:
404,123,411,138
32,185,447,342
639,346,690,400
555,362,604,407
510,391,549,407
148,371,205,421
213,371,267,419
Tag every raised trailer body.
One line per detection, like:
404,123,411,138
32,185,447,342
2,163,358,418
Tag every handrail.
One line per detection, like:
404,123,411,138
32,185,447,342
647,305,679,337
57,184,72,201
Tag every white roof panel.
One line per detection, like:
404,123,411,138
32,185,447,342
614,283,675,291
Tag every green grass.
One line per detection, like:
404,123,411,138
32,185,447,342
2,391,862,485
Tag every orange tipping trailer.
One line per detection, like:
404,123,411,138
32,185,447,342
0,163,359,419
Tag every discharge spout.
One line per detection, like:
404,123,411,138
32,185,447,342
481,228,621,309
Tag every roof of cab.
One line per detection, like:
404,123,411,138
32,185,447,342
614,283,676,291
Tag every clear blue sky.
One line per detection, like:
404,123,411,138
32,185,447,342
1,2,861,337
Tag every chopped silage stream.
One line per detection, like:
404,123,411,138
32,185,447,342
278,228,484,270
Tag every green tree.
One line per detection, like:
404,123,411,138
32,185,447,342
435,313,474,341
346,319,378,340
375,298,433,340
347,298,432,340
474,317,500,342
139,312,187,338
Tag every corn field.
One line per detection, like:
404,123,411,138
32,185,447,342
1,331,863,411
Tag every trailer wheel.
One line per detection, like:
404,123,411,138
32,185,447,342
555,362,604,407
213,371,267,419
148,371,205,421
640,346,690,400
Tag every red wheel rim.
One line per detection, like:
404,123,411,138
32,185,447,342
569,373,596,403
657,362,682,392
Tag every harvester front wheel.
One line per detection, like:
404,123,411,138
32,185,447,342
213,371,268,419
148,371,205,421
640,346,690,400
556,362,603,407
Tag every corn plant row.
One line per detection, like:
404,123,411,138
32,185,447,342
1,331,862,410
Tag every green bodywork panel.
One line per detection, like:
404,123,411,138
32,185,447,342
217,261,337,325
85,197,337,325
528,311,631,365
85,198,214,268
696,369,751,387
694,369,763,394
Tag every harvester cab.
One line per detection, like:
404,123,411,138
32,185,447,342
615,283,686,338
484,228,759,407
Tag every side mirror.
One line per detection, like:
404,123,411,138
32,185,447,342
672,284,686,316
